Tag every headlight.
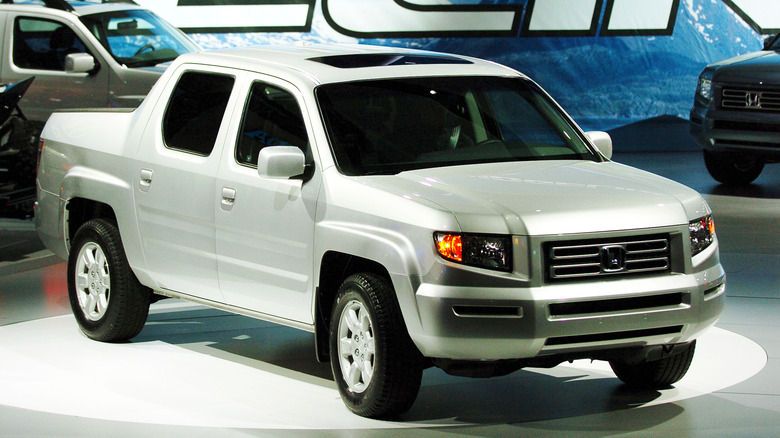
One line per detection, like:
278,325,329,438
434,232,512,272
689,215,715,256
697,72,714,101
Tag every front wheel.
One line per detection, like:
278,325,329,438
68,219,150,342
703,150,764,185
610,341,696,388
329,273,423,418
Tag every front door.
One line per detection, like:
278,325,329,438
215,77,320,324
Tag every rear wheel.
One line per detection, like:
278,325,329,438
68,219,150,342
329,273,423,418
610,341,696,388
703,150,763,185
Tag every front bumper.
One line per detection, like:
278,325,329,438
405,255,725,361
690,102,780,159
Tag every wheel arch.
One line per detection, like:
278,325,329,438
65,198,117,249
60,166,128,250
314,251,400,362
58,165,152,285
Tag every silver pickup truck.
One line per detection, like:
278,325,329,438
36,44,726,419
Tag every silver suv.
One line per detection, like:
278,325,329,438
0,0,199,123
690,33,780,184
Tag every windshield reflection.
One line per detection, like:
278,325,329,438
80,10,199,67
317,76,596,176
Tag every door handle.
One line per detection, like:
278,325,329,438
139,169,153,192
221,187,236,210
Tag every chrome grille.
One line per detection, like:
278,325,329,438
721,88,780,111
545,234,670,281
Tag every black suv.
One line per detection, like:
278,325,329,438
690,34,780,185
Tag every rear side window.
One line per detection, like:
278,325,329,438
163,71,234,156
13,17,89,71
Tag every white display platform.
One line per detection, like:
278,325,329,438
0,300,766,430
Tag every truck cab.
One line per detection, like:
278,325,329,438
0,0,199,123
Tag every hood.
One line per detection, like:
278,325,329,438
711,50,780,84
136,63,171,74
365,161,708,236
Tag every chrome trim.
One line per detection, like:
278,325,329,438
721,88,780,111
546,235,671,280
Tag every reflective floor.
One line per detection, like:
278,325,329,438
1,150,778,437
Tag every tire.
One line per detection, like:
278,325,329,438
703,150,764,185
610,341,696,389
68,218,151,342
329,273,423,418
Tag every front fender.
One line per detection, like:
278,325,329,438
317,221,429,276
315,219,437,337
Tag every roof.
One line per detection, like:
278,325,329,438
176,43,523,87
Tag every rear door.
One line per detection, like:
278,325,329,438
133,65,241,302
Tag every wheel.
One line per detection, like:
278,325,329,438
446,125,475,149
329,273,423,418
610,341,696,389
68,218,151,342
703,150,764,185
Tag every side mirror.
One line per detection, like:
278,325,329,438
257,146,306,179
585,131,613,160
65,53,95,74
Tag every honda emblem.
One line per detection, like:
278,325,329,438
746,92,761,108
600,245,627,273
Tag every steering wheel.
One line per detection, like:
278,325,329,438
133,44,156,56
475,139,504,148
448,125,475,149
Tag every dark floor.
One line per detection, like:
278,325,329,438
0,150,778,437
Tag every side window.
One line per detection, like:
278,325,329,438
235,82,309,167
163,71,235,156
13,17,88,71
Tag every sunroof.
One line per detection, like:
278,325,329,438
309,53,473,69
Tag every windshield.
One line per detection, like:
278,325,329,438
317,76,597,176
80,10,199,68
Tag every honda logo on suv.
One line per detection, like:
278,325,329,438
746,92,762,108
600,245,627,272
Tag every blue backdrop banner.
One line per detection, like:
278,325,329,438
135,0,778,131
